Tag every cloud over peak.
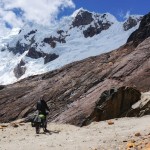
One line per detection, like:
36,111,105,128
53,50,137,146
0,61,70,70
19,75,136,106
0,0,75,29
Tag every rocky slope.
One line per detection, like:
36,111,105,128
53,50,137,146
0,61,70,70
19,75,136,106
0,9,142,85
0,12,149,126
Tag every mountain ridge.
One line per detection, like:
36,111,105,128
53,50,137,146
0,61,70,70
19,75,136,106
0,11,149,125
0,9,142,85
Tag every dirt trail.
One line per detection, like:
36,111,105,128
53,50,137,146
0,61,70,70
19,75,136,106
0,116,150,150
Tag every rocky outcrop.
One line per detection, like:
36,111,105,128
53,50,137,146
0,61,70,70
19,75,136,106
24,30,37,39
0,85,5,90
7,29,62,58
72,10,94,27
123,16,142,31
81,87,141,126
127,12,150,46
26,47,43,59
127,92,150,117
8,41,29,54
26,47,59,64
13,60,26,78
83,21,111,38
12,47,59,78
44,54,59,64
128,100,150,117
72,10,112,38
8,35,36,55
43,35,66,48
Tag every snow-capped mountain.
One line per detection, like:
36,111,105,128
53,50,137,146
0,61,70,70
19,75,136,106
0,8,143,85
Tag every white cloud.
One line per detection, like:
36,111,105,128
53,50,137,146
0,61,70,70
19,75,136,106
0,0,75,29
0,8,23,28
118,10,124,18
118,10,131,20
0,19,10,37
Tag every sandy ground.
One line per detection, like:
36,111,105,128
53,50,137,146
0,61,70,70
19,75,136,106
0,116,150,150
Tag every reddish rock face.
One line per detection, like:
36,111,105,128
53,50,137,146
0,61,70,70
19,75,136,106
0,13,150,125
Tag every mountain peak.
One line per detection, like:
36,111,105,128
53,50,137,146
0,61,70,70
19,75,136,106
0,8,144,85
71,8,89,18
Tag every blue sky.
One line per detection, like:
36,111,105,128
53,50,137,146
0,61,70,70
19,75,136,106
60,0,150,20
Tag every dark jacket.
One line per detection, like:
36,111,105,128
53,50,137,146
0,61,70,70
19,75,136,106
36,99,50,116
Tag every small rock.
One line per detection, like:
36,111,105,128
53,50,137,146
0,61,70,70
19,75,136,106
108,62,113,66
10,123,19,128
107,120,114,125
35,134,39,137
19,123,25,126
127,142,135,148
0,124,8,128
135,132,141,137
130,139,136,143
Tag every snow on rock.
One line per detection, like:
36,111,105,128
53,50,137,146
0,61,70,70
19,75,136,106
0,9,142,85
123,15,143,31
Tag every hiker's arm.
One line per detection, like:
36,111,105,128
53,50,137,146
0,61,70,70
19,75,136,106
43,101,50,111
46,104,50,111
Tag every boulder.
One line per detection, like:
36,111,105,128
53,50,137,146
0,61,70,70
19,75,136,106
126,92,150,117
82,87,141,126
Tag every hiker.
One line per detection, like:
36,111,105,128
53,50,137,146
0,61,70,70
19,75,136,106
36,96,50,131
